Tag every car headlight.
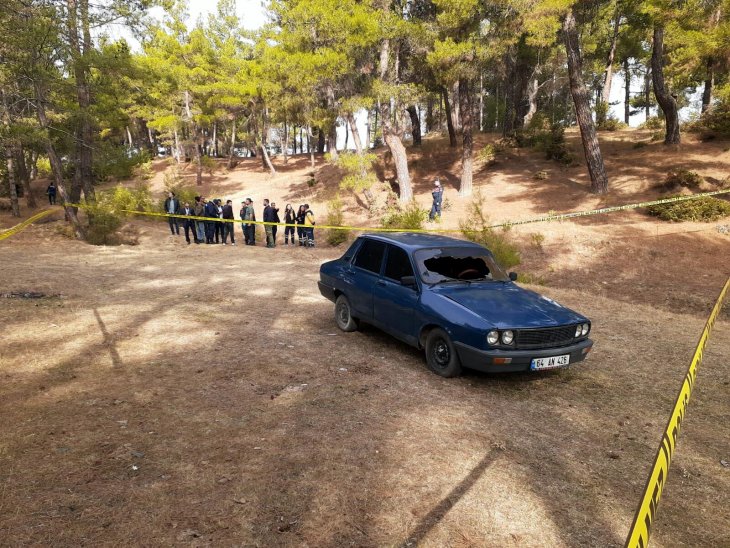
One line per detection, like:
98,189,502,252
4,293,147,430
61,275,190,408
487,331,499,345
575,325,582,338
501,330,514,345
582,323,590,336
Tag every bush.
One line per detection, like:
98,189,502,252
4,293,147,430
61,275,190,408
640,116,665,130
534,170,548,180
36,157,52,178
657,170,704,192
325,196,349,247
84,201,123,245
647,194,730,222
459,194,521,269
694,99,730,137
110,183,154,213
515,119,573,165
477,144,499,165
201,155,217,176
381,200,429,230
598,117,628,131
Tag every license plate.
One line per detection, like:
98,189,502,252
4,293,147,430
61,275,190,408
530,354,570,371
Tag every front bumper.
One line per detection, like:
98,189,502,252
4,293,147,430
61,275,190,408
454,338,593,373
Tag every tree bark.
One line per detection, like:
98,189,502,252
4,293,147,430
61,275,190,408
624,59,631,124
563,9,609,194
307,125,315,169
442,87,457,147
227,117,237,169
644,61,651,121
347,113,364,154
5,147,20,217
406,105,422,146
599,9,621,123
378,38,413,203
67,0,94,203
33,83,84,238
524,77,539,127
426,96,434,134
651,26,680,144
701,57,714,113
458,79,473,197
16,146,36,208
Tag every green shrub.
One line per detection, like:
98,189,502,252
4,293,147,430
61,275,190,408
325,196,349,247
657,170,704,192
201,155,217,176
695,99,730,137
632,141,648,149
110,183,154,213
381,200,429,230
460,194,521,269
93,144,150,182
647,195,730,222
641,116,665,130
477,144,499,165
598,117,628,131
36,157,52,178
534,170,548,180
515,120,573,165
84,201,123,245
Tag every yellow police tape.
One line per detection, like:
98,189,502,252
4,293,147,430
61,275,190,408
2,189,730,243
0,209,56,242
625,277,730,548
114,188,730,232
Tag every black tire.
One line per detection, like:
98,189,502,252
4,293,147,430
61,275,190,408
335,295,359,332
425,328,462,378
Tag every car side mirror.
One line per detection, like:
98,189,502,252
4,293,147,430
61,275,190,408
509,272,518,282
401,275,417,288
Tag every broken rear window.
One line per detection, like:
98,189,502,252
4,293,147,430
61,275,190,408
415,247,509,284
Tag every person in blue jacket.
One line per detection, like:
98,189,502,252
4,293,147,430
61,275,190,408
429,179,443,221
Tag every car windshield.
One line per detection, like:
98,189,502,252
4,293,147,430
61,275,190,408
414,247,509,284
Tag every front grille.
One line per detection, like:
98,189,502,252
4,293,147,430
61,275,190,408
515,325,577,350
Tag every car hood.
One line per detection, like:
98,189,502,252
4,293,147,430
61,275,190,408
434,283,586,328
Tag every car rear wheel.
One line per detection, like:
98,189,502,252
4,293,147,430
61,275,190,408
425,328,462,378
335,295,359,332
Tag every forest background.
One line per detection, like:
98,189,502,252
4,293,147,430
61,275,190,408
3,0,730,239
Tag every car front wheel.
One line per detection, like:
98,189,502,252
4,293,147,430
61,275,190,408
425,328,462,378
335,295,359,332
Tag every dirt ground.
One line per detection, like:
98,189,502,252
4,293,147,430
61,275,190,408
1,129,729,546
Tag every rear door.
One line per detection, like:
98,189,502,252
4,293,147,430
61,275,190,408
373,244,419,345
347,238,387,321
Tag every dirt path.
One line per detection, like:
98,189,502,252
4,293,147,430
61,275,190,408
0,235,728,546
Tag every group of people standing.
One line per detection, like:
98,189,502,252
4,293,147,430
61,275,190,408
163,192,316,248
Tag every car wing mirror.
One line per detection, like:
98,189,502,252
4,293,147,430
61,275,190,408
401,275,417,288
509,272,518,282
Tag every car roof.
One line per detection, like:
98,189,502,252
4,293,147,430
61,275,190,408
361,232,485,251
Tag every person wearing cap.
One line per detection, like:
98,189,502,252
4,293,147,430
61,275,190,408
429,178,443,221
221,199,236,245
193,196,206,243
242,198,256,245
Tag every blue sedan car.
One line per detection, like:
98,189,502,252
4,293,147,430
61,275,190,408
318,233,593,377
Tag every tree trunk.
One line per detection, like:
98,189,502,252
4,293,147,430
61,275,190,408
450,81,461,132
6,147,20,217
33,82,84,238
563,9,609,194
283,120,289,164
260,142,275,174
347,112,364,155
702,57,714,113
624,59,631,124
378,38,413,203
458,79,474,197
29,151,38,182
193,129,203,185
174,128,182,163
651,26,680,144
16,146,36,208
442,87,457,147
406,105,422,146
67,0,94,203
599,10,621,123
426,96,434,134
307,125,315,169
524,77,539,127
126,126,133,149
327,120,338,159
227,117,236,169
644,61,651,121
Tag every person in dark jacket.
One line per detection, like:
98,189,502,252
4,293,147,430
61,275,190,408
271,202,281,243
296,205,306,246
221,199,235,245
46,182,57,205
284,204,296,245
180,202,196,244
164,192,181,235
204,198,219,244
263,199,276,248
213,199,224,243
193,196,206,243
429,179,443,221
242,198,256,245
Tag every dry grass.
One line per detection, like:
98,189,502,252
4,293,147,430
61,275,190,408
0,230,728,547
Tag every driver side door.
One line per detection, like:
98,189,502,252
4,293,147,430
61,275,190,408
373,244,419,345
